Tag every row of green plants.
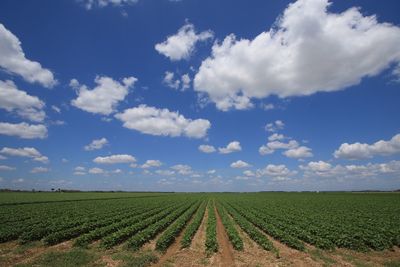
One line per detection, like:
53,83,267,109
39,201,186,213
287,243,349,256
222,202,277,253
180,201,207,248
155,201,202,252
100,203,184,249
215,202,243,250
205,201,218,254
127,201,198,250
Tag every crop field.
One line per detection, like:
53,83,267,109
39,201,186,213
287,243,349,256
0,192,399,267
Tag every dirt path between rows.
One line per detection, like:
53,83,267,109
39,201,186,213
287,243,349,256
214,206,235,267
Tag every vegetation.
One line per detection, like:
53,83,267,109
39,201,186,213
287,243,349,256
205,201,218,254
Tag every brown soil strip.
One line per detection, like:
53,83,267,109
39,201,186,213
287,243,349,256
214,205,235,267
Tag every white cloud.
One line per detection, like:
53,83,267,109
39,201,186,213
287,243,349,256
243,170,255,177
0,147,48,163
141,160,162,168
0,165,15,171
194,0,400,110
230,160,251,168
0,80,46,122
284,146,313,158
71,76,137,115
218,141,242,154
81,0,138,9
256,164,296,181
198,144,216,153
301,160,400,180
75,166,86,172
84,137,108,151
89,167,105,174
334,133,400,160
155,23,213,61
115,104,211,138
155,169,175,176
162,71,191,91
0,24,57,88
265,120,285,132
30,167,49,173
207,169,216,174
93,154,136,164
268,133,285,141
170,164,192,175
51,105,61,113
0,122,47,139
0,155,6,160
261,103,275,110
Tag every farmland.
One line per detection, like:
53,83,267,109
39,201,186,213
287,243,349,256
0,192,399,266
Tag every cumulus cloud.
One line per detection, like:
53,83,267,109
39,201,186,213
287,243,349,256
0,147,48,163
71,76,137,115
194,0,400,110
218,141,242,154
334,133,400,160
0,122,47,139
0,80,46,122
84,137,108,151
81,0,138,9
198,144,216,153
163,71,191,91
141,160,162,168
93,154,136,164
284,146,313,158
243,170,255,177
0,24,57,88
265,120,285,132
268,133,285,141
155,23,213,61
301,160,400,180
30,167,49,173
0,165,15,171
230,160,251,168
256,164,297,181
170,164,192,175
115,104,211,138
89,167,105,174
155,169,175,176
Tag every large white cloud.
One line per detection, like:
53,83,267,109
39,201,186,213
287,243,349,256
0,24,56,88
0,122,47,139
155,23,213,61
256,164,297,181
334,133,400,160
70,76,137,115
115,105,211,138
84,138,108,151
0,80,46,122
170,164,192,175
93,154,136,164
194,0,400,110
0,147,48,163
218,141,242,154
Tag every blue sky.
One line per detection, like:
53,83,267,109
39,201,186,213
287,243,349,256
0,0,399,192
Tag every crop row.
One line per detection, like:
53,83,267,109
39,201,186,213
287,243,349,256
215,202,243,250
205,201,218,254
229,203,305,251
74,206,165,247
155,201,202,252
180,201,207,248
222,202,277,253
127,201,199,250
100,203,184,249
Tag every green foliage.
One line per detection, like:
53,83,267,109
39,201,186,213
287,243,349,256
181,201,207,248
216,202,243,250
223,202,277,253
205,201,218,254
155,201,201,252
